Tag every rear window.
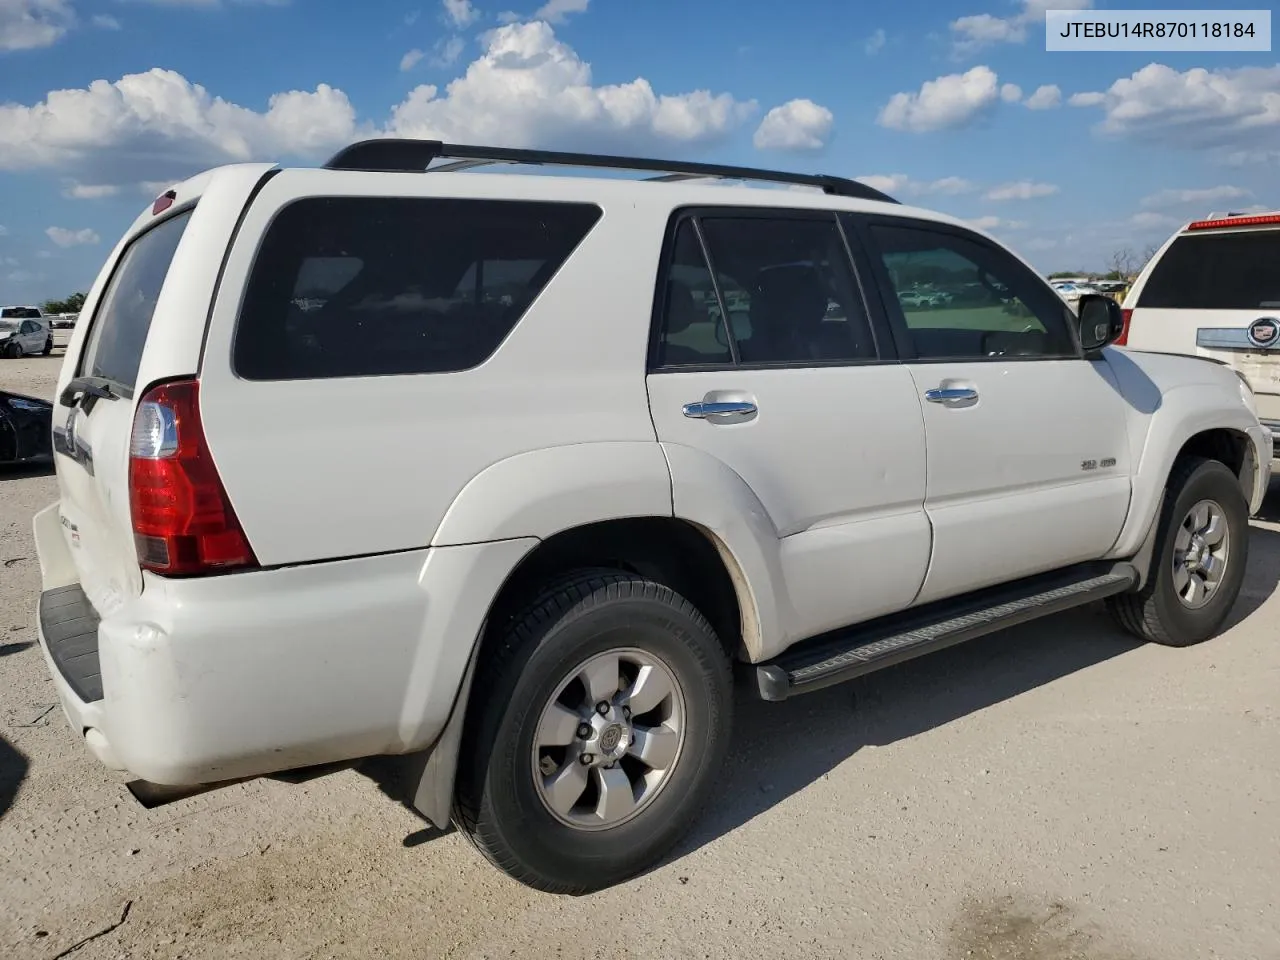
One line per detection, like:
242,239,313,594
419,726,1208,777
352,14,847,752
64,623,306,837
233,197,603,380
1139,231,1280,310
79,210,193,393
1,307,41,319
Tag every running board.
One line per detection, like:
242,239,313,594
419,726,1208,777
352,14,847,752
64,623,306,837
755,563,1138,702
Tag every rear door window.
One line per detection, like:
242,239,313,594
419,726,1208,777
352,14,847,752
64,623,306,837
233,197,602,380
1140,231,1280,309
79,210,193,395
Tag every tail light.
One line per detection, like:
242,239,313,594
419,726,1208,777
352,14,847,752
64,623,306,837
1114,308,1132,346
128,379,257,576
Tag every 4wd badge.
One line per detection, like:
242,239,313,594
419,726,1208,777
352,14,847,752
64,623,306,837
1247,317,1280,348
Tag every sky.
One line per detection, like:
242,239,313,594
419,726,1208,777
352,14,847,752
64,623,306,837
0,0,1277,303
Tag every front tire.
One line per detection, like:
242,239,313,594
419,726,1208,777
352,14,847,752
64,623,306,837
453,569,733,894
1108,456,1249,646
2,341,21,359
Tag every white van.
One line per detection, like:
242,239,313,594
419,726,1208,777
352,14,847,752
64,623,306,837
1122,212,1280,462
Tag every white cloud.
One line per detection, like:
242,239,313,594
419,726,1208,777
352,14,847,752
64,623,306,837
1221,148,1280,166
967,215,1026,230
0,0,73,51
389,21,755,151
0,224,7,235
1024,84,1061,110
0,69,359,185
62,181,121,198
1128,211,1179,230
878,66,1002,132
855,173,976,197
1000,83,1022,104
400,48,425,71
46,226,99,247
430,35,465,67
1069,64,1280,150
864,28,886,55
1026,237,1058,251
1140,185,1251,208
92,13,120,30
951,0,1091,54
1068,91,1105,107
534,0,589,23
1,256,16,266
753,99,833,151
442,0,478,28
986,180,1058,201
4,23,757,187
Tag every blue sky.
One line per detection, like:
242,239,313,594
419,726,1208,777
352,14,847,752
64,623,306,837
1,0,1277,302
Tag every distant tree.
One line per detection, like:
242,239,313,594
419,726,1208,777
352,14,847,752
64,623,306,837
1047,270,1087,279
1106,248,1138,280
41,292,86,314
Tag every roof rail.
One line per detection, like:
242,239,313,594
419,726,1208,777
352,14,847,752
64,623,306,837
320,139,899,204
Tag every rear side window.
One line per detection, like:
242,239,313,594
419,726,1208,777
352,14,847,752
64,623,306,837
1140,231,1280,310
79,211,193,393
234,197,602,380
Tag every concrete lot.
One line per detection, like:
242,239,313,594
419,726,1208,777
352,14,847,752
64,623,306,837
2,349,1278,960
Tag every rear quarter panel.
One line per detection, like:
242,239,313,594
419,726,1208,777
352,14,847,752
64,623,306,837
197,170,667,566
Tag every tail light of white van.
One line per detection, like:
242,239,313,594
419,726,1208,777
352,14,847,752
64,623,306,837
1114,308,1132,346
128,379,258,576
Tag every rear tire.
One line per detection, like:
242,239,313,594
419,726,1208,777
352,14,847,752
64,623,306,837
453,569,733,894
42,338,53,355
1107,456,1249,646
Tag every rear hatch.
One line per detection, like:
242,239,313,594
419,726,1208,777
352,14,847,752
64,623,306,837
50,165,275,614
1125,215,1280,425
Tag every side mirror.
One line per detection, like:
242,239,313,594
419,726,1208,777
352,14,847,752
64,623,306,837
1076,294,1124,352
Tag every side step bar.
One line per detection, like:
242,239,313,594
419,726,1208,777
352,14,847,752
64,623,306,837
756,562,1138,701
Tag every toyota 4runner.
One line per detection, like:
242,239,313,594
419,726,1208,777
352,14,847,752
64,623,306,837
33,141,1273,894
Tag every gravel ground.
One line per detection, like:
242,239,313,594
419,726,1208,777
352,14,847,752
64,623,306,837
2,349,1278,960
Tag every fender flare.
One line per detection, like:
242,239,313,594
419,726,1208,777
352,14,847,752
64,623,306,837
1107,382,1265,561
431,442,673,546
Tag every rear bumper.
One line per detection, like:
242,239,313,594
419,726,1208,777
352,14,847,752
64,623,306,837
32,501,536,786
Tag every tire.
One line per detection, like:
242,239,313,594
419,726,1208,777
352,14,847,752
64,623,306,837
2,341,21,359
1107,456,1249,646
453,568,734,894
42,338,53,356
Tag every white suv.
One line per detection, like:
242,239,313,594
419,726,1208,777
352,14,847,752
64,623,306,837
0,306,53,357
1123,211,1280,464
33,141,1272,894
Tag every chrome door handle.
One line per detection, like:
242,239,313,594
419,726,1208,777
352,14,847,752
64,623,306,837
683,400,757,419
924,387,978,403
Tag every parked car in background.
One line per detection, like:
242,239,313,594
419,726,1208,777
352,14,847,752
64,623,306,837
0,388,53,464
30,140,1272,896
0,306,53,357
51,313,79,330
1122,211,1280,467
1050,281,1102,307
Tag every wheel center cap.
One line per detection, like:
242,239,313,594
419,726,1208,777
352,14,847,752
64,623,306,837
598,722,628,759
1186,537,1206,568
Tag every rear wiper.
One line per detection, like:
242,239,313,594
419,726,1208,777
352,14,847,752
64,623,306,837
59,376,120,414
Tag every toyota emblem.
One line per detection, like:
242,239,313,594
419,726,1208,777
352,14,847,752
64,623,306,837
1247,317,1279,348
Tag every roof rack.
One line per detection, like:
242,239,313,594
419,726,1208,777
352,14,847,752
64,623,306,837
321,139,898,204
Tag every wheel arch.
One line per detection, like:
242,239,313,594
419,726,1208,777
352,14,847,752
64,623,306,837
406,514,761,830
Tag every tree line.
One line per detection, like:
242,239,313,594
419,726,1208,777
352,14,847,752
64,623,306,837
40,292,86,315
